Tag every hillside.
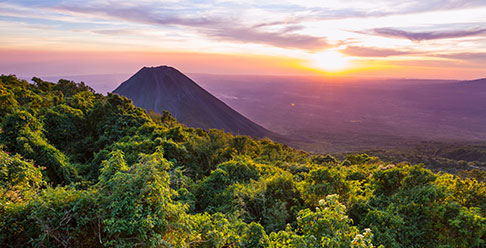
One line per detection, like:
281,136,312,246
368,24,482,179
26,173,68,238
113,66,271,138
0,74,485,247
458,78,486,87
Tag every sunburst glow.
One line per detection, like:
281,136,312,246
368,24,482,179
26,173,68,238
310,50,350,72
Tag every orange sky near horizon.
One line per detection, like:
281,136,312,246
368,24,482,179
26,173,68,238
1,48,484,80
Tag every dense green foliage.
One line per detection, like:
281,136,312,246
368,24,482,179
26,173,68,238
0,74,485,247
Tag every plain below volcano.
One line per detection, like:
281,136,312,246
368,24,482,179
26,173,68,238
113,66,273,138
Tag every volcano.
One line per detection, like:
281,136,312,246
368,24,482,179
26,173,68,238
113,66,272,138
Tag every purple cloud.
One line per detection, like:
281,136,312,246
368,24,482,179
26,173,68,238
372,27,486,41
205,26,327,50
55,3,327,50
435,52,486,61
342,46,414,57
92,29,142,35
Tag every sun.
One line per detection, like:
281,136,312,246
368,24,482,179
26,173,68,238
310,50,350,72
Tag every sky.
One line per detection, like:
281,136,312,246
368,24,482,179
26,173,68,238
0,0,485,80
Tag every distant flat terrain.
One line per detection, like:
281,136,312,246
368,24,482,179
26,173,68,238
190,74,486,153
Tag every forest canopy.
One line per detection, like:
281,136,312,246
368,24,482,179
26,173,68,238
0,74,485,247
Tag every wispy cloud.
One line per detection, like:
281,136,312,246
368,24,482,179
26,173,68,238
92,29,142,36
342,46,414,57
54,2,328,50
204,26,327,50
282,0,486,21
55,3,220,26
435,52,486,61
371,27,486,41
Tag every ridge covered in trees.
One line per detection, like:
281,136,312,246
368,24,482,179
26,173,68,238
0,74,485,247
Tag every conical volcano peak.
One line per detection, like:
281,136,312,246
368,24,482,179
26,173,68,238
113,66,272,138
141,65,176,71
139,65,182,75
129,65,190,88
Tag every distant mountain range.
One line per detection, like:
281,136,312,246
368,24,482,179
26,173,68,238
113,66,272,138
